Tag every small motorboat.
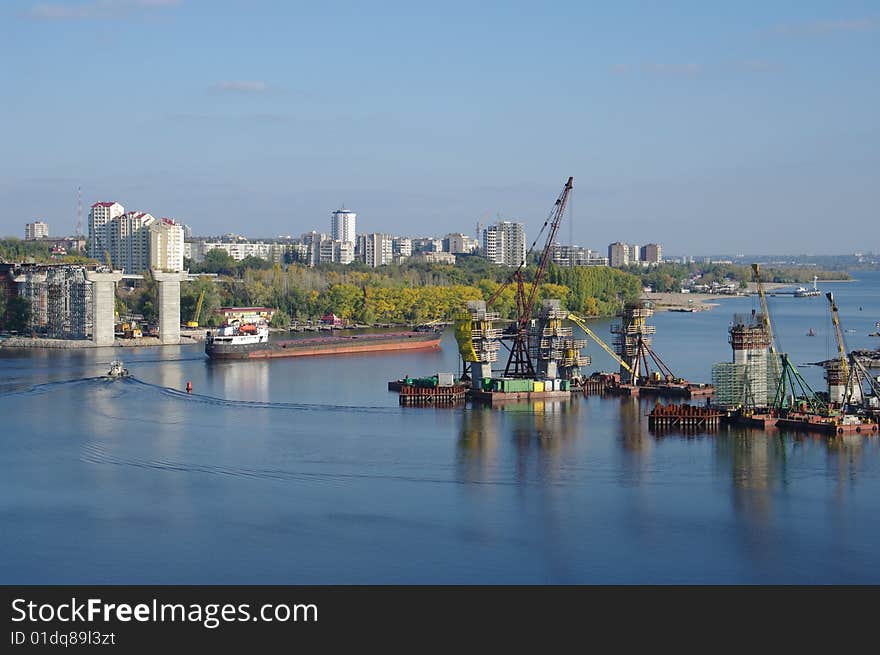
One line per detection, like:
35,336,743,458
107,360,129,378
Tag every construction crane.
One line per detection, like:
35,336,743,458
567,312,634,375
751,264,777,355
485,177,573,377
187,289,206,328
772,353,828,415
751,262,783,387
826,291,849,381
844,352,880,412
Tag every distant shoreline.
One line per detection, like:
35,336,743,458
645,279,854,313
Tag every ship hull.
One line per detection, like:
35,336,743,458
206,332,442,360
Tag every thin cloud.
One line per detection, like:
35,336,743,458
738,59,778,73
26,0,182,21
610,62,702,76
774,17,878,36
210,80,270,94
643,63,703,76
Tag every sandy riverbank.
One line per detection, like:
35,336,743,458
645,282,799,312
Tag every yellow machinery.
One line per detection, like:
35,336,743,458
186,289,206,328
752,263,782,384
567,312,634,375
826,292,849,381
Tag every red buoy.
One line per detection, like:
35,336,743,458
186,381,193,393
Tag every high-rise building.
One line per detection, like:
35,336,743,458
331,208,356,244
626,243,640,265
482,221,526,267
393,237,412,258
24,221,49,241
641,243,662,264
149,218,185,272
88,201,125,259
107,211,154,273
364,233,393,267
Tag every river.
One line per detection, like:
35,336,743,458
2,272,879,583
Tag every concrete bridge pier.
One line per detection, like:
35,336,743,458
85,270,124,346
153,271,189,345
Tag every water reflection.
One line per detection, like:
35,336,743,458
456,400,580,484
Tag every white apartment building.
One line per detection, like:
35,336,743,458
24,221,49,241
149,218,185,272
482,221,526,267
411,237,443,253
331,208,357,244
319,238,356,265
364,233,393,267
608,241,662,267
410,251,456,265
189,240,285,264
108,211,154,273
551,245,609,267
88,201,125,259
393,237,412,258
443,233,478,254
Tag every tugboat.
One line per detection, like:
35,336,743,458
106,360,129,378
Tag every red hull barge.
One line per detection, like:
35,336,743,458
206,330,441,360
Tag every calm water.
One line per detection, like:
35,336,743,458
2,273,879,583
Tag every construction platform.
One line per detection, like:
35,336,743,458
398,383,469,406
608,382,715,399
774,413,878,436
726,412,778,430
469,389,572,406
648,403,724,430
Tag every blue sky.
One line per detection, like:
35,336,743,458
1,1,877,254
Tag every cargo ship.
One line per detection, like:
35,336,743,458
205,321,442,360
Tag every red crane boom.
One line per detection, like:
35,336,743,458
491,176,573,377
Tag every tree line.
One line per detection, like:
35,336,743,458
150,253,644,327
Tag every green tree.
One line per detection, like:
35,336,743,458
5,296,32,333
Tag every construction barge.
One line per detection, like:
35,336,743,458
206,323,441,360
396,374,469,406
648,403,724,430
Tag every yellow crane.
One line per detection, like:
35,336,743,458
752,263,783,385
187,289,206,328
826,292,849,380
567,312,634,375
751,264,777,356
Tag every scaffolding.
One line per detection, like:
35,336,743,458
611,300,666,383
528,299,589,380
712,352,780,409
466,300,501,364
12,265,92,338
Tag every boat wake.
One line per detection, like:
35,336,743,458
124,376,402,414
79,441,502,487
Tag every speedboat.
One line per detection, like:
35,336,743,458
107,360,129,378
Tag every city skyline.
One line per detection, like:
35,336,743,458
2,1,878,253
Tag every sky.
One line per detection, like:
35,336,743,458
1,0,878,254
